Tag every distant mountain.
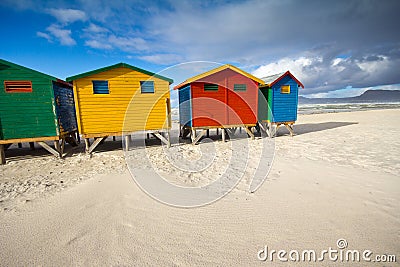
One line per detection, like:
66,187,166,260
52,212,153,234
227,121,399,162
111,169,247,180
299,90,400,104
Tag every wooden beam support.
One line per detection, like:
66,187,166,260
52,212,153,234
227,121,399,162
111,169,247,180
0,136,59,145
244,127,255,140
153,132,170,147
60,139,65,156
191,129,196,144
88,136,108,154
0,144,5,165
222,128,226,142
76,132,80,144
192,129,206,145
228,127,237,136
285,124,295,137
258,122,267,135
37,141,60,157
54,141,61,157
84,138,90,153
124,135,131,151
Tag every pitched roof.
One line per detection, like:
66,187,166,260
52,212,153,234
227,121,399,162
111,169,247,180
0,58,59,81
66,62,173,84
174,64,265,90
260,70,304,88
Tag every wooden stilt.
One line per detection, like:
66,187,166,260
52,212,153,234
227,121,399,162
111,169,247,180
18,143,22,148
60,139,65,156
84,138,90,153
227,128,236,136
153,132,170,147
192,129,206,145
216,128,219,135
54,140,61,157
0,144,5,165
258,122,267,134
87,136,107,154
206,129,209,138
37,141,60,157
113,136,116,141
191,129,196,144
267,123,272,138
181,128,190,139
125,135,131,151
244,127,255,140
76,132,80,144
29,142,35,150
222,128,226,142
285,124,295,136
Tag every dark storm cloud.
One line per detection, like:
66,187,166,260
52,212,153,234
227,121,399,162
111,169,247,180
2,0,400,93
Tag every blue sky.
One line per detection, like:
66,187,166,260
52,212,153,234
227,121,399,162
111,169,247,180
1,0,400,99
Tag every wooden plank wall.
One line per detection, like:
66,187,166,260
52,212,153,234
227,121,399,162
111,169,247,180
0,64,57,140
271,75,299,123
73,67,171,135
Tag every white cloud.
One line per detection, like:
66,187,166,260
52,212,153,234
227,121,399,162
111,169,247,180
46,24,76,46
138,54,183,65
36,31,52,42
84,39,112,49
252,56,318,79
108,35,148,52
46,8,87,24
83,23,109,33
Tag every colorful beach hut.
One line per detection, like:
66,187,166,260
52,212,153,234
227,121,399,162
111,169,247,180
66,63,173,153
258,71,304,136
0,59,78,164
174,64,265,144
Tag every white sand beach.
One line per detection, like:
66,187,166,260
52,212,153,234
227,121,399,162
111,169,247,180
0,109,399,266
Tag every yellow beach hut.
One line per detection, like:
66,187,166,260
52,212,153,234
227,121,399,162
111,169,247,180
66,63,173,153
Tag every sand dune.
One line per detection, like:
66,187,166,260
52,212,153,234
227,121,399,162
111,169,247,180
0,109,399,266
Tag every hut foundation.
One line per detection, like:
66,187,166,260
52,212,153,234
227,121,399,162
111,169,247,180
0,145,5,165
182,125,256,145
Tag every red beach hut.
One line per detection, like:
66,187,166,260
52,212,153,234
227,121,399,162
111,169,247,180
174,64,265,144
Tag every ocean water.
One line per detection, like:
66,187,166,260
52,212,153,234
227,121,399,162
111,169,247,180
171,102,400,121
298,102,400,114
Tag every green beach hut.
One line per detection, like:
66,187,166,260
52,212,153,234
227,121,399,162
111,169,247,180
0,59,78,164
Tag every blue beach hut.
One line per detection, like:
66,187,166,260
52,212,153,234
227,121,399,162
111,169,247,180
258,71,304,136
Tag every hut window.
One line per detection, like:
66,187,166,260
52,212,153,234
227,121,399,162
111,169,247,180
140,81,155,93
4,81,32,92
93,80,109,94
234,84,247,91
281,85,290,94
204,84,218,91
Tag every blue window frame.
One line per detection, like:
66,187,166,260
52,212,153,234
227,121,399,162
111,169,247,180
92,80,109,94
140,81,155,93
